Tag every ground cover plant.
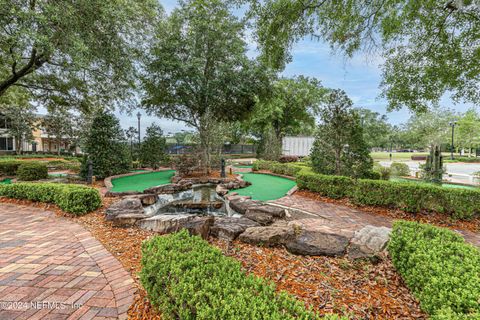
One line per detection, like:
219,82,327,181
16,162,48,181
0,182,101,214
389,221,480,319
140,230,345,320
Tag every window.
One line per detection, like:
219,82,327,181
0,137,14,151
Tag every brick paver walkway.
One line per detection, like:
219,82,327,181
0,203,135,320
272,194,480,247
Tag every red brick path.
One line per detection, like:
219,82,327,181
0,204,135,320
272,194,480,247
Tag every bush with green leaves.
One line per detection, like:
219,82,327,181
390,162,410,177
80,111,131,180
252,160,305,177
16,163,49,181
140,230,345,320
140,123,167,169
351,179,480,219
296,167,353,199
0,160,32,176
0,183,101,214
372,164,390,180
388,221,480,318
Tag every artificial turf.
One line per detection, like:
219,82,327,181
111,170,176,192
0,178,12,184
232,172,296,201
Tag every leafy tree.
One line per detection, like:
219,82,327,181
247,0,480,112
42,109,76,155
457,108,480,155
356,108,392,149
142,0,270,172
140,123,167,169
125,126,139,159
311,89,373,178
0,0,161,111
404,107,458,148
251,76,327,158
1,104,36,154
80,111,130,179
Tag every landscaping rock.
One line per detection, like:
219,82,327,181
183,216,214,239
137,194,157,206
210,217,260,240
105,198,149,226
238,226,295,246
244,205,286,226
137,214,196,233
286,226,352,256
144,183,190,194
229,199,261,214
347,225,391,260
216,184,229,196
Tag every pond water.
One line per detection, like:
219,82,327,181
149,184,233,216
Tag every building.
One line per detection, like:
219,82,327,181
0,113,79,154
282,136,314,157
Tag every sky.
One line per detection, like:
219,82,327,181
48,0,474,137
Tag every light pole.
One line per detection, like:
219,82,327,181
449,120,457,160
136,112,141,147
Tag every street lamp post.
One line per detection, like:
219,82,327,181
136,112,141,147
449,120,457,160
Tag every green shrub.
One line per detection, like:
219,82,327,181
372,165,390,180
252,160,304,177
0,183,101,214
296,168,353,199
17,163,49,181
388,221,480,318
0,160,30,176
140,230,345,320
47,159,81,171
390,162,410,177
351,179,480,219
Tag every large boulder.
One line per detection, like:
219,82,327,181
244,205,286,226
137,214,196,233
125,194,157,206
105,198,149,226
229,199,261,214
286,225,352,256
183,216,215,239
144,183,190,194
347,225,391,260
238,226,295,246
210,217,260,241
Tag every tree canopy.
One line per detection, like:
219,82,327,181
142,0,270,171
0,0,161,111
247,0,480,112
140,123,167,169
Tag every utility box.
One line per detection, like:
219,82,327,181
282,136,314,157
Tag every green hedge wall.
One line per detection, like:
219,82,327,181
0,183,102,215
0,160,32,176
17,162,49,181
140,230,345,320
253,160,306,177
388,221,480,319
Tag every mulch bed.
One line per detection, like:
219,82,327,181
296,190,480,233
0,193,432,319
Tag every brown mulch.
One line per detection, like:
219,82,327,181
296,189,480,234
0,195,427,319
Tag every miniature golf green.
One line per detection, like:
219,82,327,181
233,165,253,168
232,173,296,201
111,170,176,192
0,178,12,184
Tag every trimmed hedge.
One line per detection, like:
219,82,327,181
390,162,410,177
296,168,480,219
17,162,49,181
0,183,102,214
140,230,345,320
253,160,307,177
0,160,31,176
388,221,480,319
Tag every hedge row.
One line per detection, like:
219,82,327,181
388,221,480,319
0,183,102,214
296,168,480,219
0,160,80,176
0,160,32,176
253,160,307,177
17,163,49,181
140,230,345,320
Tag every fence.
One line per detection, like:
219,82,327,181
166,144,256,155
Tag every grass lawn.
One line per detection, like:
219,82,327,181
233,172,296,201
390,177,478,190
111,170,176,192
